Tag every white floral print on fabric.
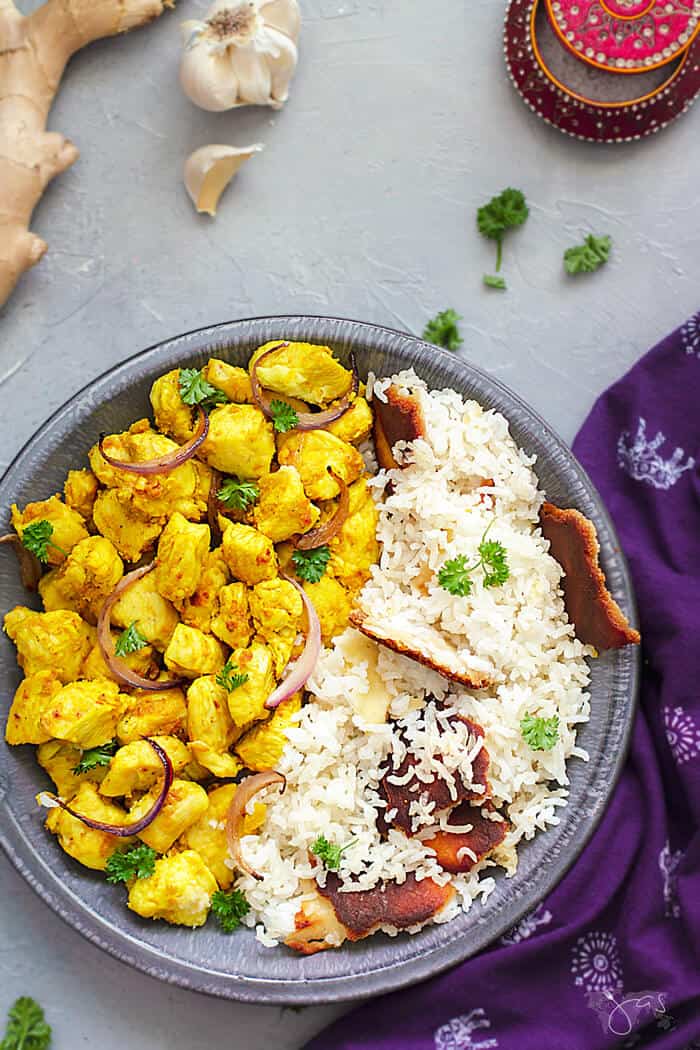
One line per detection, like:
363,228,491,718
659,840,684,918
617,418,695,490
681,312,700,357
571,930,624,994
664,705,700,766
500,902,553,945
434,1008,498,1050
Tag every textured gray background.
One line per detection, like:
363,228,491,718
0,0,697,1046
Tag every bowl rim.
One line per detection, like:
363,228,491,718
0,314,640,1003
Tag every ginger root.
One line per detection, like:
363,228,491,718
0,0,173,309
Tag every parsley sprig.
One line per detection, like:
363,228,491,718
438,521,510,597
311,834,357,872
422,309,463,352
1,997,51,1050
20,520,65,564
269,400,299,434
114,621,148,657
292,545,331,584
73,739,118,775
210,888,250,933
478,187,529,284
105,843,158,884
521,713,560,751
217,477,260,512
564,234,612,275
216,660,249,692
178,367,229,410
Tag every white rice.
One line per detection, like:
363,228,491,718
237,370,593,949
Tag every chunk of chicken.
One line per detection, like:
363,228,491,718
250,341,353,406
81,631,157,683
277,431,364,500
164,623,227,679
186,675,241,778
327,396,373,445
99,736,192,797
149,369,197,443
235,693,301,771
128,850,217,927
225,642,276,730
11,495,89,567
130,778,209,853
4,607,93,683
204,359,253,403
249,578,302,676
222,522,277,585
39,535,124,623
253,466,320,543
303,576,353,645
37,739,107,797
178,548,229,634
93,489,162,563
40,678,128,749
154,512,210,604
210,582,252,650
117,681,188,744
328,477,379,591
5,670,63,745
45,782,132,870
64,469,99,523
111,570,179,652
182,784,265,889
198,404,275,479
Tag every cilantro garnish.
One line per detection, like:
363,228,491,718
269,399,299,434
217,477,260,512
1,996,51,1050
292,545,331,584
422,309,463,352
483,274,507,291
438,520,510,597
564,234,612,275
216,660,249,692
72,739,118,775
20,520,65,564
438,555,474,597
105,843,158,884
311,834,356,872
477,187,529,277
114,621,148,658
178,367,229,409
210,888,250,933
521,713,560,751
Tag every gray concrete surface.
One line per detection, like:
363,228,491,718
1,0,698,1046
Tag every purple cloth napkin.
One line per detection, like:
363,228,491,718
307,315,700,1050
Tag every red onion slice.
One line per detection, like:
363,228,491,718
38,738,174,837
225,771,286,880
264,575,321,710
294,469,349,550
250,345,360,431
98,407,208,476
0,534,42,590
97,562,183,691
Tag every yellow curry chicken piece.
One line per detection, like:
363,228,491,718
4,607,93,683
327,476,379,592
117,680,188,744
250,342,353,406
253,466,320,543
154,512,210,604
81,631,156,683
326,395,373,445
38,535,124,623
210,582,252,649
130,778,209,853
5,670,63,745
203,359,253,403
164,623,227,679
128,850,217,928
303,575,354,645
225,641,276,730
149,369,198,444
45,782,133,871
182,784,266,889
178,548,229,634
111,570,179,652
277,430,364,501
100,736,192,797
37,739,107,798
249,578,303,677
11,495,89,567
235,693,302,771
186,675,241,779
64,468,99,523
222,522,277,585
198,403,275,479
92,489,163,563
40,678,128,750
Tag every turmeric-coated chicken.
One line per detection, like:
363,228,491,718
178,548,229,634
199,403,275,479
11,495,89,567
250,342,353,406
38,535,123,623
99,736,191,797
210,581,252,649
253,466,320,543
221,522,277,585
181,784,265,889
164,623,227,679
154,512,210,604
40,678,128,749
4,607,93,683
5,670,63,745
186,675,241,779
128,850,217,927
45,782,132,870
130,778,209,853
64,469,99,523
277,430,364,501
225,641,276,730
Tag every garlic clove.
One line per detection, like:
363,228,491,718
259,0,301,42
183,143,264,216
229,46,274,108
180,42,243,112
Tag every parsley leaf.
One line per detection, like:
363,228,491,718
422,309,463,351
1,997,51,1050
210,888,250,933
114,621,148,657
292,545,331,584
311,834,356,872
178,367,229,409
438,520,510,597
438,555,474,597
105,843,158,884
20,520,65,564
269,399,299,434
521,713,560,751
72,739,118,775
564,234,612,275
479,538,509,588
477,187,529,272
483,274,507,291
216,660,249,692
217,477,260,512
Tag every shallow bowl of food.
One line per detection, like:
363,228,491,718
0,315,639,1003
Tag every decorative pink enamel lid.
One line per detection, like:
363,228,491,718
545,0,700,72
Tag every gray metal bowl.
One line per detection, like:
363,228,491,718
0,316,638,1003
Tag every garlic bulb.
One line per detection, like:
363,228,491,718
183,143,264,215
180,0,301,112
